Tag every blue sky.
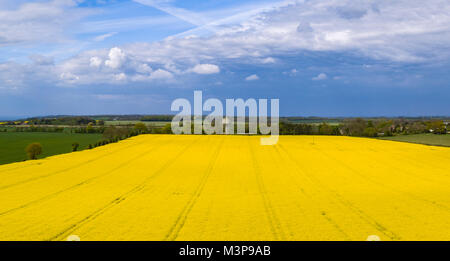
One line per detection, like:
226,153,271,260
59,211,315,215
1,0,450,119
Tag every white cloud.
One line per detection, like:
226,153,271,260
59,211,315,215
114,73,127,81
93,32,117,42
190,64,220,74
89,57,102,67
283,68,298,76
245,74,259,81
136,63,153,74
4,0,450,88
60,72,79,84
312,73,328,81
149,69,173,80
105,47,126,69
182,0,448,62
115,0,450,68
260,57,276,64
0,0,93,47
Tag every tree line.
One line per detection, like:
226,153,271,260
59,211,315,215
279,118,448,137
7,118,448,141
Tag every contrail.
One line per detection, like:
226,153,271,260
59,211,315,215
133,0,211,27
133,0,297,38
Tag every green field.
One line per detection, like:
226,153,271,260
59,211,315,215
0,132,103,165
379,133,450,147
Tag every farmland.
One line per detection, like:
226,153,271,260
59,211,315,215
0,132,103,165
0,135,450,241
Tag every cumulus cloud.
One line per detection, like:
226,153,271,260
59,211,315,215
100,0,450,68
60,72,79,84
245,74,259,81
149,69,173,80
89,57,102,67
114,73,127,81
312,73,328,81
190,64,220,74
3,0,450,88
136,63,153,74
105,47,126,69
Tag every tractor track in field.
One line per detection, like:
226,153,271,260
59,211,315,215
368,152,450,183
164,137,224,241
0,161,44,175
0,139,149,191
278,144,401,240
390,150,450,173
359,148,450,185
377,139,450,160
368,138,450,167
350,140,450,180
317,141,450,214
249,140,286,241
47,137,200,241
0,138,177,217
3,136,450,241
270,146,352,240
380,149,450,179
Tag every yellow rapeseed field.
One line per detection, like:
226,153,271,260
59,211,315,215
1,135,450,241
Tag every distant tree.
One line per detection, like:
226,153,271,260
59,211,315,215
407,121,427,134
343,118,366,136
134,122,148,133
162,123,173,134
375,120,393,136
429,120,446,134
72,142,79,152
103,126,118,139
318,123,334,135
88,144,93,149
26,143,42,160
363,127,378,137
140,115,173,122
86,122,94,133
